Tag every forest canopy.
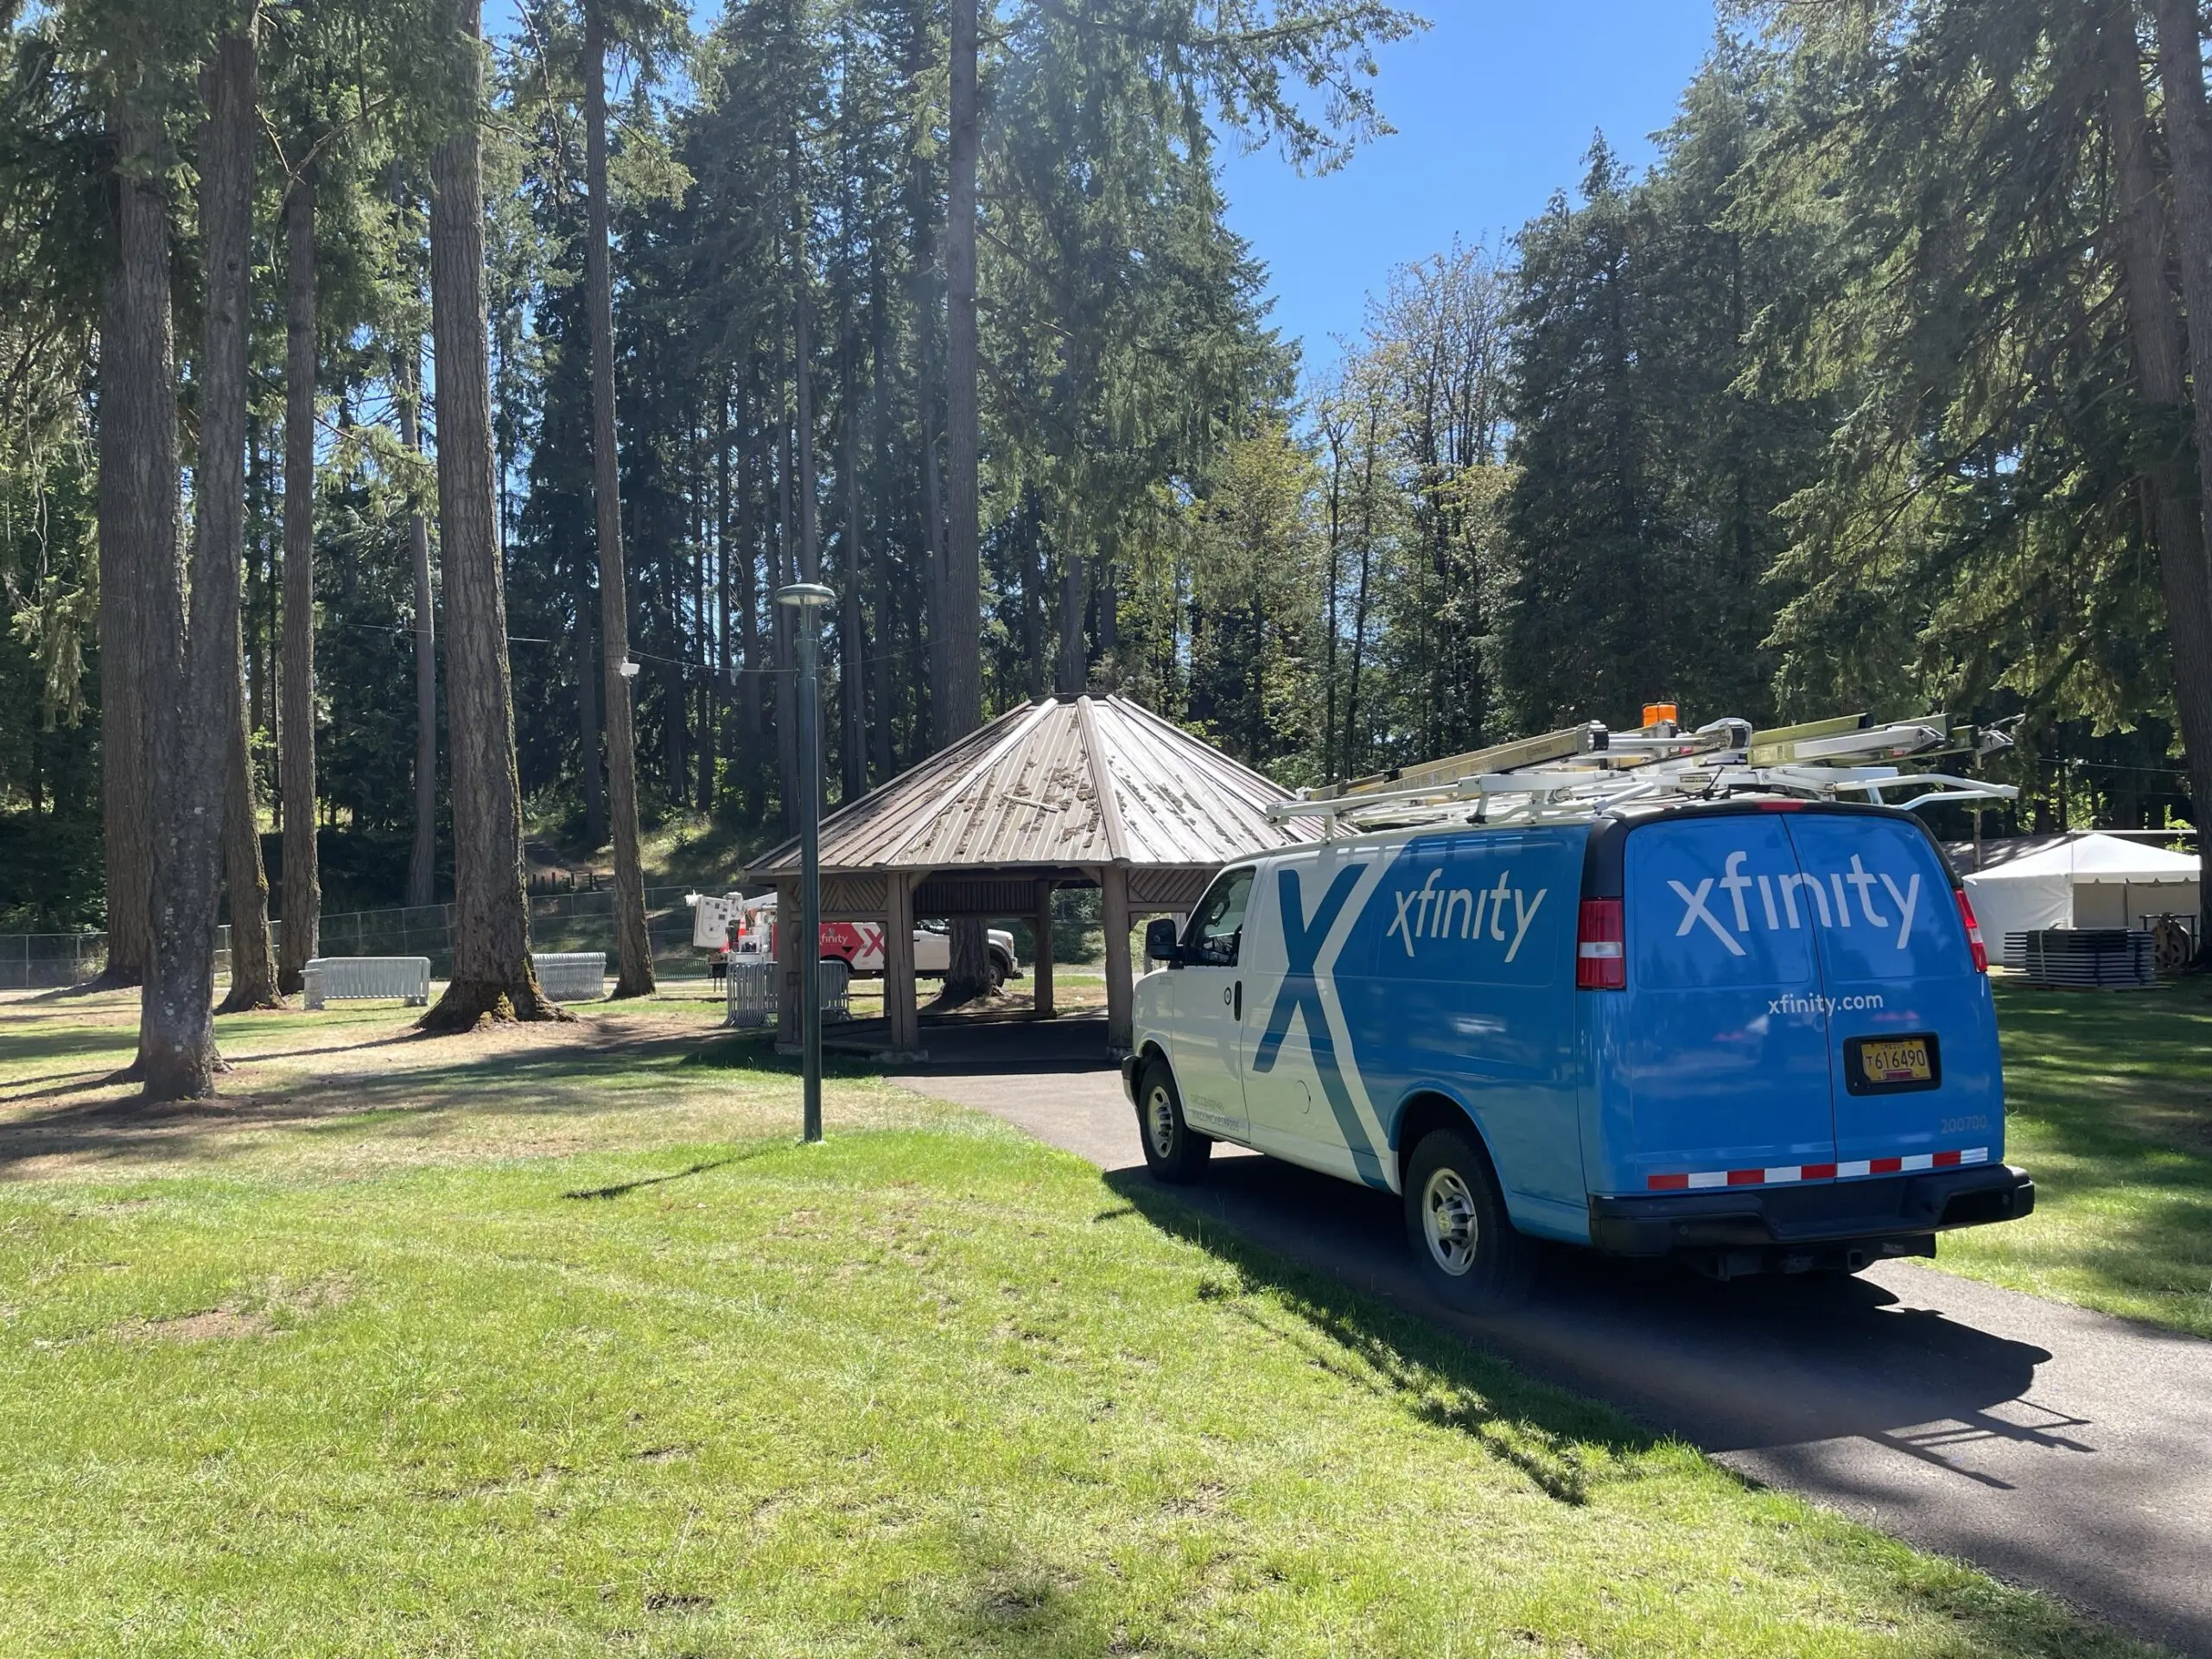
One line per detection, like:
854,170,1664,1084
1,0,2203,957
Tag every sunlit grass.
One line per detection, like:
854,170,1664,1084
0,992,2147,1656
1933,982,2212,1338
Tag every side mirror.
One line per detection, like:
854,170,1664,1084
1144,918,1181,965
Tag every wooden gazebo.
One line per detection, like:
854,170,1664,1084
744,693,1319,1056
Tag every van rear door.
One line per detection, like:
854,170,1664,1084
1620,813,1835,1187
1781,811,2001,1168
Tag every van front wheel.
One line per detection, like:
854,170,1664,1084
1137,1062,1211,1185
1404,1128,1534,1313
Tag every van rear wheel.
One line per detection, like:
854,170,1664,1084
1404,1128,1534,1313
1137,1061,1211,1185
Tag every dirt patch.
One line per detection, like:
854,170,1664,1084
124,1306,276,1342
112,1274,353,1344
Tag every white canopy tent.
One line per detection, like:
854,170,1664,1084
1961,832,2200,947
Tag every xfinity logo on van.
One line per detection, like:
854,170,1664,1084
1670,850,1923,957
1385,868,1548,963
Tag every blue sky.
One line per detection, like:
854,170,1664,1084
486,1,1724,373
1217,2,1722,372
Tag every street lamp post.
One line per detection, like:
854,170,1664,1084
776,581,836,1143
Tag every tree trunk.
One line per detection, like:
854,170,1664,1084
940,0,991,1002
1057,545,1085,694
143,23,258,1098
922,412,949,739
276,173,319,995
422,0,559,1030
868,290,896,781
944,0,982,742
736,391,764,821
584,1,656,998
92,89,175,995
578,586,603,847
219,703,280,1011
398,340,439,909
717,389,734,806
1021,496,1045,698
2145,0,2212,958
840,323,866,802
775,408,798,829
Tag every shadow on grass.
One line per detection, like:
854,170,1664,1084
1101,1166,1656,1487
563,1157,734,1200
682,1031,890,1081
1072,1166,2128,1655
0,1022,724,1174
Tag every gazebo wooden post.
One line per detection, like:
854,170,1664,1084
884,870,920,1057
1102,863,1133,1056
1031,877,1055,1020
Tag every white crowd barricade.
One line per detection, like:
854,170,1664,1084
724,956,850,1027
532,952,607,1001
727,958,776,1027
302,957,432,1008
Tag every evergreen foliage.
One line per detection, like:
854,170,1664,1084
3,0,2206,957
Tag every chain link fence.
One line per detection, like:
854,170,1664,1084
0,887,718,992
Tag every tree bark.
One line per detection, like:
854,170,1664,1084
422,0,559,1029
584,0,656,998
143,23,259,1098
2144,0,2212,957
940,0,992,1003
944,0,982,742
219,703,280,1011
398,340,439,909
839,323,866,802
92,90,175,995
735,388,764,822
578,582,603,848
1058,545,1085,694
276,173,319,993
775,408,798,829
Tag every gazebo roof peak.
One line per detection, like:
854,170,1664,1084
747,693,1318,876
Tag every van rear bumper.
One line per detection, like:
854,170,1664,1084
1586,1164,2035,1258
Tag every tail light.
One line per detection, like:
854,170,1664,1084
1956,887,1988,974
1577,899,1625,990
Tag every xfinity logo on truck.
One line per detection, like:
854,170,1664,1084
1385,868,1548,963
1670,850,1923,957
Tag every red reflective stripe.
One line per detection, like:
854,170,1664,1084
1869,1156,1902,1174
1647,1173,1689,1191
1932,1149,1962,1168
1726,1168,1764,1185
1800,1163,1837,1180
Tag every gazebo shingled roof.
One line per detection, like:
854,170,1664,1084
745,694,1319,1058
747,692,1318,876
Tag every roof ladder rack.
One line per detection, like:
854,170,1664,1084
1268,709,2018,835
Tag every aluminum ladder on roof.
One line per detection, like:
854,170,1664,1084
1268,711,2019,836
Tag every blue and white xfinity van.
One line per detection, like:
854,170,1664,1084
1121,798,2034,1310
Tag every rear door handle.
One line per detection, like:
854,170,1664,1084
1233,980,1243,1020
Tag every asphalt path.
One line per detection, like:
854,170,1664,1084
893,1016,2212,1656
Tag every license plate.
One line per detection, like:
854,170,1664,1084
1844,1033,1942,1094
1862,1038,1930,1083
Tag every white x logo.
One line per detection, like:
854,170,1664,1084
1669,878,1746,957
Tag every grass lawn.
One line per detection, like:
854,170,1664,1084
0,992,2149,1657
1936,981,2212,1338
